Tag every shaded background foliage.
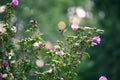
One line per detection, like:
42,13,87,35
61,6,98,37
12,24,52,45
0,0,120,80
87,0,120,80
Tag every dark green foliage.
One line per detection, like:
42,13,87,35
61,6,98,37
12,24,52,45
79,0,120,80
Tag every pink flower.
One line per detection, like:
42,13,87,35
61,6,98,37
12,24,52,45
54,45,60,50
80,51,83,55
99,76,107,80
93,36,101,44
71,24,79,31
56,51,65,56
11,0,19,7
91,36,101,46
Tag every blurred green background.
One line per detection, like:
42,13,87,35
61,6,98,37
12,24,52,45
0,0,120,80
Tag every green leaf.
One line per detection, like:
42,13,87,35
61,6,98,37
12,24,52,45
84,52,90,58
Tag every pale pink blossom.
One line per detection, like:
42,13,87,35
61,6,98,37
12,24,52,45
11,0,19,7
91,36,101,46
46,69,52,73
54,45,60,50
56,51,65,56
93,36,101,44
33,42,42,48
99,76,107,80
73,36,78,39
80,51,83,55
91,42,97,46
96,29,104,34
71,24,79,31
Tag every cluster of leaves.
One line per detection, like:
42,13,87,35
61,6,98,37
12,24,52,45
0,2,103,80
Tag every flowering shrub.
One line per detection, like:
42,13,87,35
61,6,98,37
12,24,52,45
0,1,106,80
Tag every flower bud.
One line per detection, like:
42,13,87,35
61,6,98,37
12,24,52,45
96,29,104,34
34,71,38,74
2,61,9,69
0,73,3,78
